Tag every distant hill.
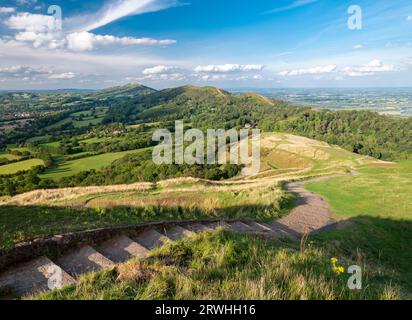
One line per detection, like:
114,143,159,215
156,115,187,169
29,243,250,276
91,83,156,100
103,84,276,128
1,83,410,161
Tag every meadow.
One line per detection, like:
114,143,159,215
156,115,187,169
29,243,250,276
306,161,412,220
0,159,45,175
306,160,412,290
40,148,150,180
0,153,21,161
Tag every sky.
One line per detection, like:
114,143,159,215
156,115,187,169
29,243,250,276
0,0,412,89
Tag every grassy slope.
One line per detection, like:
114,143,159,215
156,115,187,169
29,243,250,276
0,159,45,175
33,230,404,300
0,133,367,249
306,161,411,219
306,161,412,291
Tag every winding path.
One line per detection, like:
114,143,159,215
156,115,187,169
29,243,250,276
267,174,347,237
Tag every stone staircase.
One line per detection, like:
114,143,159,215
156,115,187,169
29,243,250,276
0,220,297,298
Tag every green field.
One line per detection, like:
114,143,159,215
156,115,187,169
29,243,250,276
306,161,412,220
40,141,60,148
79,137,120,144
45,107,108,130
7,147,32,154
306,160,412,290
0,153,21,161
40,148,150,180
0,159,45,175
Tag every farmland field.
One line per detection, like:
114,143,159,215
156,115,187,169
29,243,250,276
40,148,150,180
0,159,45,175
0,153,21,161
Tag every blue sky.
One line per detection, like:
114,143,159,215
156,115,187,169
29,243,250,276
0,0,412,89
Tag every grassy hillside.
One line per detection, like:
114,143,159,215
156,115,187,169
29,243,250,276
0,159,45,175
306,161,411,220
305,160,412,289
33,229,407,300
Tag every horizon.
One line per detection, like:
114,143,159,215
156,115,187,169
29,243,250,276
2,84,412,93
0,0,412,90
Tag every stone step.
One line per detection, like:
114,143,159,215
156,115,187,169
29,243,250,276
185,223,211,233
267,221,300,239
0,256,75,297
228,221,254,232
135,229,170,250
56,246,115,278
98,235,149,263
204,221,231,230
163,225,194,241
245,221,274,233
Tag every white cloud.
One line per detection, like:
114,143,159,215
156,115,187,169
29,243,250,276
66,32,175,51
3,4,177,52
194,64,264,73
353,44,364,49
15,31,66,49
0,7,16,14
0,65,78,82
278,65,336,76
137,73,186,81
5,12,55,32
407,15,412,21
7,25,175,51
139,64,186,81
342,59,395,77
49,72,77,79
142,65,178,74
0,65,55,82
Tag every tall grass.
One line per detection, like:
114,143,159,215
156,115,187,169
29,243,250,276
33,230,405,300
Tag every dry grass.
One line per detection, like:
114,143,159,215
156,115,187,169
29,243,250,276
2,183,154,206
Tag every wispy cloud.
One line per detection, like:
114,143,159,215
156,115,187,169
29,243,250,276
264,0,318,15
66,0,180,32
0,7,16,14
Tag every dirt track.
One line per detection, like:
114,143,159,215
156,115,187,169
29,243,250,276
269,174,347,236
